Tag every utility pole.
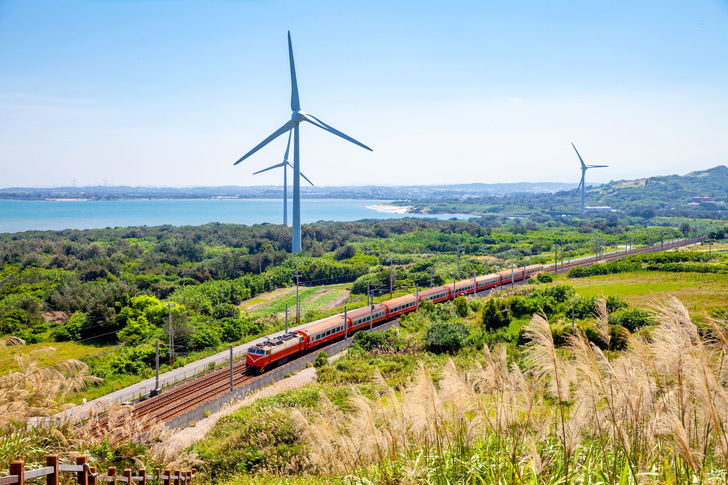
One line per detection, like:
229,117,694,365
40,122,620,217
167,298,173,366
415,284,419,310
661,229,664,251
367,282,371,306
155,339,159,392
229,345,233,392
369,299,374,331
485,258,488,275
285,303,289,334
511,250,515,288
457,244,462,278
294,273,301,325
473,271,477,296
390,257,394,299
344,305,348,339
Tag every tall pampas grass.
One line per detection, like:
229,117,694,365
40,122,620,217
278,297,728,483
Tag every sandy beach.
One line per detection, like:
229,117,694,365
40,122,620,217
366,203,412,214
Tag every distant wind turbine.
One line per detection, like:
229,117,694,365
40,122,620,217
234,31,372,253
572,142,608,214
252,131,314,226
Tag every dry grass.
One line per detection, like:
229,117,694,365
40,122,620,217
0,337,102,428
286,297,728,483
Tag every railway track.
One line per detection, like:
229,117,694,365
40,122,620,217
96,236,702,442
94,361,258,441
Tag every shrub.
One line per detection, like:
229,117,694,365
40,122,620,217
425,322,469,354
537,272,553,283
189,324,222,350
609,308,654,332
454,296,469,317
51,311,86,341
481,299,511,331
314,351,328,369
353,329,402,352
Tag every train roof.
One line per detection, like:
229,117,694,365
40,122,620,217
419,286,449,297
383,294,417,307
250,331,302,352
476,273,500,282
345,303,387,318
297,315,346,336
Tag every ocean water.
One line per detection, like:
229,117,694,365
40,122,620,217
0,199,468,233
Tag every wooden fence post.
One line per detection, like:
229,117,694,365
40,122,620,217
9,460,24,485
123,469,131,485
46,454,59,485
138,468,147,485
173,469,180,485
89,466,97,485
76,455,88,485
107,466,116,485
163,468,171,485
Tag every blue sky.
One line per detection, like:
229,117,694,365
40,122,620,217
1,0,726,188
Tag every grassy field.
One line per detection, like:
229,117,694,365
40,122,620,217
1,340,110,374
561,270,728,319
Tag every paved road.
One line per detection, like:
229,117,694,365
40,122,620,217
57,236,703,422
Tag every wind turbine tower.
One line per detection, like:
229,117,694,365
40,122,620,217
234,31,372,253
252,131,314,226
572,143,608,214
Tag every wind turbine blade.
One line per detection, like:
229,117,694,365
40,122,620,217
571,142,586,169
299,171,315,186
288,31,300,112
588,165,609,168
576,179,583,193
285,161,315,186
283,130,292,162
252,161,287,175
233,120,295,165
303,113,373,151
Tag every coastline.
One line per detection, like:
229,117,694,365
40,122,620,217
366,203,413,214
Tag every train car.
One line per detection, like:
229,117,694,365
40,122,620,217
497,267,525,285
444,278,476,299
381,294,418,319
297,314,347,351
475,273,501,292
346,304,388,333
246,332,305,371
418,285,451,304
524,264,543,279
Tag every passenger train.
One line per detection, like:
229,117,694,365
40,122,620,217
246,264,543,371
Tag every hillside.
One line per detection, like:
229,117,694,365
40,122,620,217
590,165,728,211
403,165,728,216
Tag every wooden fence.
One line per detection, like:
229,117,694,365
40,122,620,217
1,456,195,485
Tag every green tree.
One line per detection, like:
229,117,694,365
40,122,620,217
425,322,469,353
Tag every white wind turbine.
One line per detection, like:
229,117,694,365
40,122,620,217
572,142,608,214
234,31,372,253
252,131,314,226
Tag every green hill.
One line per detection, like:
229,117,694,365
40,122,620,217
589,165,728,212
